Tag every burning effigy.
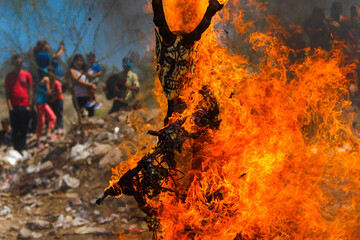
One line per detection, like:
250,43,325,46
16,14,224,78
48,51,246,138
97,0,360,239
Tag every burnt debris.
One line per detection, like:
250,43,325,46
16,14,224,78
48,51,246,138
97,0,224,236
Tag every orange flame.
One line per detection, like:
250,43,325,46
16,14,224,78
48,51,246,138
113,0,360,239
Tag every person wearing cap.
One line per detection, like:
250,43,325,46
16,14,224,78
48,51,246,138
4,55,33,154
122,57,140,108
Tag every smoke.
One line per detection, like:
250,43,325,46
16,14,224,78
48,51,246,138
266,0,356,25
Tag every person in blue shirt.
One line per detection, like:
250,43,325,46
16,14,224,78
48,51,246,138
34,67,57,149
33,40,65,80
30,40,65,137
85,52,102,110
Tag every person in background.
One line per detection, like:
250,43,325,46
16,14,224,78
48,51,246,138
106,58,140,114
69,54,96,117
34,68,57,149
327,2,344,42
4,55,33,154
122,57,140,109
48,67,64,135
34,39,65,79
343,4,360,56
29,40,64,137
106,72,128,114
85,52,102,110
343,4,360,106
304,5,331,50
284,24,307,64
0,118,12,146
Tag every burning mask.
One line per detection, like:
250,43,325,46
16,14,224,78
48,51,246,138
153,0,224,100
156,30,197,100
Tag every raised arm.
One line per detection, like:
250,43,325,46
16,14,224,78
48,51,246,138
52,41,65,59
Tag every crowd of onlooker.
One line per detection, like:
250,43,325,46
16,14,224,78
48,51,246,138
3,1,360,156
281,2,360,121
3,39,140,154
283,2,360,65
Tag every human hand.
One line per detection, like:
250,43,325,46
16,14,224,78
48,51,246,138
60,41,66,49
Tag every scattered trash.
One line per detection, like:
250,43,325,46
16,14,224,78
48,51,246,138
26,164,38,174
95,132,114,141
22,198,38,208
62,174,80,188
55,214,73,229
26,220,51,230
71,216,90,227
39,161,53,171
77,210,87,218
0,206,11,216
31,232,43,239
75,226,107,235
70,198,83,207
21,150,31,160
98,214,118,224
17,227,32,240
114,127,120,138
2,150,23,166
17,228,42,239
70,142,93,162
0,111,163,238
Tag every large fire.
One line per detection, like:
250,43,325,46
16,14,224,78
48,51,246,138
109,0,360,239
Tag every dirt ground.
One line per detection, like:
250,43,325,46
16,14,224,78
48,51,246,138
0,106,163,240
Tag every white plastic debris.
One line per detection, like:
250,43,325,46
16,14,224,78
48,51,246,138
70,142,92,161
21,150,31,160
98,214,118,224
55,214,73,229
62,174,80,188
2,150,24,166
71,216,90,227
114,127,120,138
26,164,38,174
0,206,11,216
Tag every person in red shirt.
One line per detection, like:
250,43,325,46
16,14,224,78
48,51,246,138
48,66,64,135
4,55,33,154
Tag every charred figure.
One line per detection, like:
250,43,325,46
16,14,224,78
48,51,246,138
96,0,224,235
153,0,224,123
